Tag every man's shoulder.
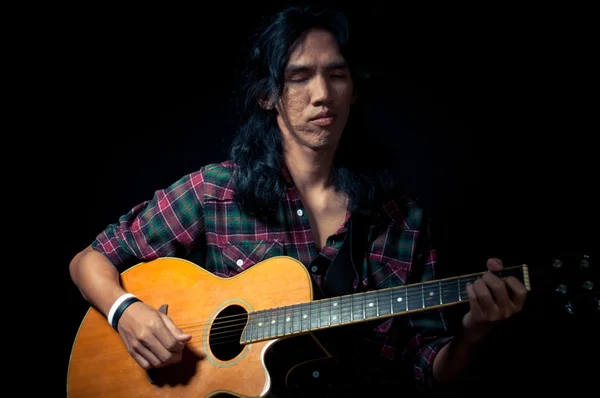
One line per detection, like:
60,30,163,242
193,160,238,201
198,160,237,181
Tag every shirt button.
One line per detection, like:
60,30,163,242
236,259,244,267
311,265,318,273
297,209,304,216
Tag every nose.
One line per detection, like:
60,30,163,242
311,74,332,106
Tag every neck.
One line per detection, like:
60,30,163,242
282,141,338,196
284,149,334,194
239,264,531,344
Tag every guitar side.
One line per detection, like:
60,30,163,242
67,256,316,398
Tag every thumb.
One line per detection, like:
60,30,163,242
158,305,192,342
174,324,192,341
486,257,504,272
174,329,193,342
160,312,193,342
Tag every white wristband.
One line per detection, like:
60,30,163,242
107,293,136,326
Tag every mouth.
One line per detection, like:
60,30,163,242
310,114,336,126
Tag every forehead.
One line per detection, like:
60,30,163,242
287,28,345,66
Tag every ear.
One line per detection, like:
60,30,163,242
257,92,276,110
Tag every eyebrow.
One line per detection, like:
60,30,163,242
285,60,349,73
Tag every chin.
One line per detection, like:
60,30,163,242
287,124,342,150
307,130,340,149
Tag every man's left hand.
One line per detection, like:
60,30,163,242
462,257,528,342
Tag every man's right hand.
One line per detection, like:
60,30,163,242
116,302,192,369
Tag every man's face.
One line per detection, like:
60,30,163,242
275,28,356,150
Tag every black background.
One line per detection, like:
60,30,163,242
24,1,597,396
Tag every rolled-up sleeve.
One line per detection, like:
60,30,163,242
401,309,454,391
400,211,453,391
92,169,207,270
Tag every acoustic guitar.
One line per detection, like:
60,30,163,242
67,255,531,397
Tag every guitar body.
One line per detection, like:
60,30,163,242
67,256,326,398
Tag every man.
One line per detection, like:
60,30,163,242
69,5,528,397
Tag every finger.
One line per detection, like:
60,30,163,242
138,329,179,368
486,257,504,272
124,334,163,370
147,326,186,364
160,313,192,349
482,272,512,318
156,350,184,368
466,282,483,318
473,278,499,319
504,276,528,310
130,350,152,370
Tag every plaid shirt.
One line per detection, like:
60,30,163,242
92,160,453,391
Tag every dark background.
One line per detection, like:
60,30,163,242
30,1,597,396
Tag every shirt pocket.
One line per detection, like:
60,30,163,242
366,255,410,288
219,239,284,274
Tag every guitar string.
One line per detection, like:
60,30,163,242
177,278,474,332
186,279,482,347
178,271,520,334
169,271,524,345
176,270,520,331
193,284,470,344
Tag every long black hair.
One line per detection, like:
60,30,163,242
230,5,399,216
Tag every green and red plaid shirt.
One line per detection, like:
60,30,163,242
92,160,453,391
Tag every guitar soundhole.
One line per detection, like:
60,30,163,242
209,304,248,361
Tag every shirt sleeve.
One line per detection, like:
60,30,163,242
399,209,454,392
91,169,207,270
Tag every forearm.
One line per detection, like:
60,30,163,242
69,245,128,318
432,332,483,384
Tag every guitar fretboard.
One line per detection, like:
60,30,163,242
240,264,529,343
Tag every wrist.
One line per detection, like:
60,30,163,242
461,324,493,344
107,293,141,331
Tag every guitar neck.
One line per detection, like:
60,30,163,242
240,264,530,344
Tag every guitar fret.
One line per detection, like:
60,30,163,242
407,285,422,311
319,299,329,328
330,298,341,325
340,296,352,323
257,310,264,340
423,282,440,308
251,312,257,341
378,289,392,316
292,304,301,333
391,286,406,314
276,307,284,337
268,308,275,338
310,301,319,329
362,293,366,320
301,303,310,331
263,310,269,339
351,293,364,321
364,291,378,319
